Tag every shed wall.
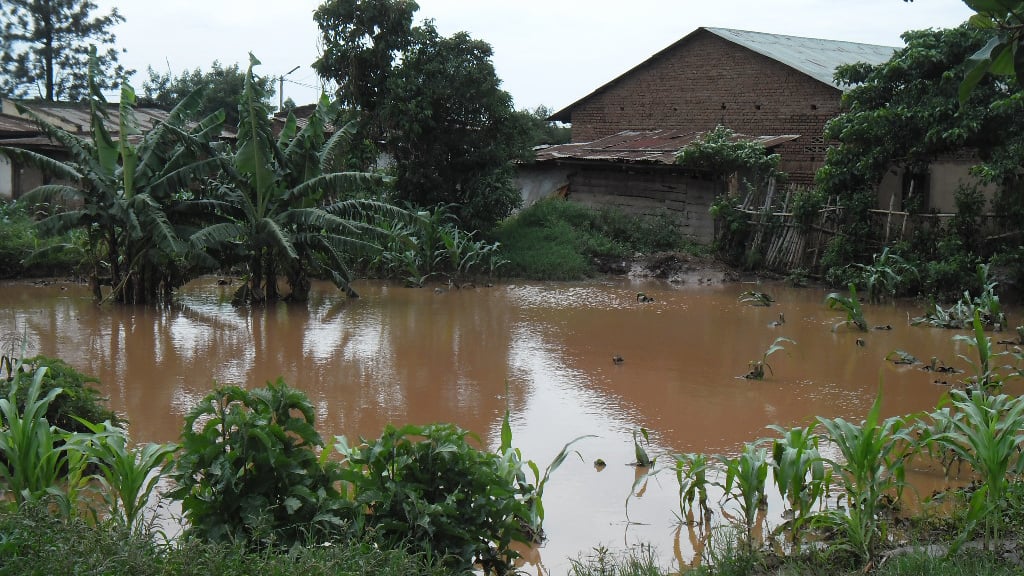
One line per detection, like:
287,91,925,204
564,166,720,243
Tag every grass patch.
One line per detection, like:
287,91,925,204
492,198,703,280
0,504,454,576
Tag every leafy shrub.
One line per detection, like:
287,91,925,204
0,355,119,433
709,193,751,264
494,198,700,280
169,379,351,548
0,200,84,279
789,186,827,231
336,422,534,573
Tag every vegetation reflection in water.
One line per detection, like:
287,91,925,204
1,277,1019,572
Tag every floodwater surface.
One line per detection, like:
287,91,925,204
1,277,1012,573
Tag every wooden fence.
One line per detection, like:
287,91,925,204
727,182,1010,273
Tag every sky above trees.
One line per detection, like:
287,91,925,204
93,0,974,110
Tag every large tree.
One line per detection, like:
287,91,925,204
314,1,531,231
819,25,1023,196
312,0,418,128
381,24,532,231
141,61,275,127
0,0,128,101
817,23,1024,282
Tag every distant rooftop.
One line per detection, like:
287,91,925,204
534,129,800,166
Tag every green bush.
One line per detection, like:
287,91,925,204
0,355,119,433
0,200,85,279
494,198,696,280
337,423,534,573
169,379,352,548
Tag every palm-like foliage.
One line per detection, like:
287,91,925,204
1,49,223,304
190,55,399,304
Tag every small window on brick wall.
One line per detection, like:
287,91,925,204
803,136,828,155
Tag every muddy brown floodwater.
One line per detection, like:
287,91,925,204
2,277,1018,574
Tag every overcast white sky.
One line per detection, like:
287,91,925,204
93,0,975,111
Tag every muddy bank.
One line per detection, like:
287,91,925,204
595,251,745,285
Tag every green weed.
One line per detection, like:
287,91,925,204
825,283,868,332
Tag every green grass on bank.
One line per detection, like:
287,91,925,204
0,505,452,576
5,506,1018,576
492,198,705,280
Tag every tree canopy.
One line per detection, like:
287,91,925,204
817,24,1024,198
314,0,531,231
955,0,1024,99
141,61,275,127
0,0,128,101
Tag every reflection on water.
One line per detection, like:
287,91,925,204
1,277,1015,573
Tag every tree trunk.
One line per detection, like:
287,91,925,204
42,0,55,101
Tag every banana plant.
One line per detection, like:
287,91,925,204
190,54,401,304
2,47,224,304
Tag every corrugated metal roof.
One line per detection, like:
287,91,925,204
0,113,41,136
704,27,896,91
534,129,799,165
17,102,172,134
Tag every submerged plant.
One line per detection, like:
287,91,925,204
815,389,914,563
633,427,654,467
927,391,1024,552
716,443,770,549
744,336,795,380
850,246,918,303
738,290,774,306
825,283,867,331
912,263,1007,329
766,424,829,546
954,309,1018,394
672,452,711,521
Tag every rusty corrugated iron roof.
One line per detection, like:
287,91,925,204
533,129,799,165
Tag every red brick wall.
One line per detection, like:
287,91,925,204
568,30,842,185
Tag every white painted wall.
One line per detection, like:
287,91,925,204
0,153,11,200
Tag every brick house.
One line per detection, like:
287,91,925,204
548,27,896,186
516,27,896,243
